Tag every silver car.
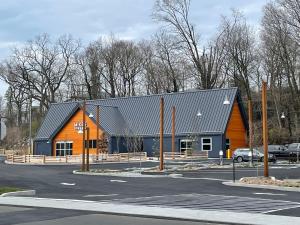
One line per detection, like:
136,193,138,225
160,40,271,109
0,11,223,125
233,148,264,163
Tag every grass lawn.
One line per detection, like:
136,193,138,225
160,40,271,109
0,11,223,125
0,187,22,195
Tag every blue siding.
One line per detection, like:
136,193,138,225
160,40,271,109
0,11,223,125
34,140,52,155
110,137,127,153
132,134,224,158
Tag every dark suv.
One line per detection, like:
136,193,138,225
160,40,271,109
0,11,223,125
267,144,299,161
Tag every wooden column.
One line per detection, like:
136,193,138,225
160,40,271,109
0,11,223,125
86,127,90,171
159,97,164,171
262,81,269,177
248,100,253,166
96,105,100,160
172,106,175,159
81,100,86,171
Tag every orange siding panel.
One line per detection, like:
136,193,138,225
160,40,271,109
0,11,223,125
53,109,104,155
226,101,248,155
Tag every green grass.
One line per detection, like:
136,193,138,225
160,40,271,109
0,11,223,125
0,187,22,195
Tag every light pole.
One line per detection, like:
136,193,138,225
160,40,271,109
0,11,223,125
262,81,269,177
171,106,175,160
248,100,253,167
78,102,101,172
29,96,32,155
159,97,164,171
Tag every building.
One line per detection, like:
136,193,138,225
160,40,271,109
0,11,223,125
34,88,248,158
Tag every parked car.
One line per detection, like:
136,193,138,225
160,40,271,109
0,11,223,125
266,144,299,161
288,143,300,152
267,145,289,159
233,148,276,163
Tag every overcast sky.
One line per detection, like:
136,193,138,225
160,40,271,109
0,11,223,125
0,0,268,96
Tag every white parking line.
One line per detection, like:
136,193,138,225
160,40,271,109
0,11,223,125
84,194,119,197
174,177,229,182
60,182,76,186
253,193,286,196
110,179,127,183
263,205,300,214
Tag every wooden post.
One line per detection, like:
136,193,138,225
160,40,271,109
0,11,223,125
159,97,164,171
43,155,46,164
262,81,269,177
86,127,90,171
248,100,253,167
81,100,86,171
172,106,176,160
96,105,100,160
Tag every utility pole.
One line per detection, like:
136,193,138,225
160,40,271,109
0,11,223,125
172,106,175,160
81,100,86,172
262,81,269,177
159,97,164,171
248,100,253,167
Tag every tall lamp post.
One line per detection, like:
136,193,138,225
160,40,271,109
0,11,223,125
159,97,164,171
78,101,100,172
262,81,269,177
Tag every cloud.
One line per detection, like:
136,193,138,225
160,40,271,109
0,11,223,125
0,0,268,96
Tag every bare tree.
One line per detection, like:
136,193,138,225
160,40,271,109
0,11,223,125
153,0,226,89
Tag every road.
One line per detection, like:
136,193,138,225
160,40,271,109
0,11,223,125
0,161,299,222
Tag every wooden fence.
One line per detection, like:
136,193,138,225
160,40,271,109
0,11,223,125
164,151,208,160
5,152,148,164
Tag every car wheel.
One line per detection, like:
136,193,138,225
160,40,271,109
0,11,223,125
237,156,243,163
260,157,264,162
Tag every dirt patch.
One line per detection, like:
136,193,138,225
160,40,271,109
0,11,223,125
240,177,300,188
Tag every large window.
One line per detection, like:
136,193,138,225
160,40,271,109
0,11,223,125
180,139,193,153
202,138,212,151
85,140,97,148
56,141,73,156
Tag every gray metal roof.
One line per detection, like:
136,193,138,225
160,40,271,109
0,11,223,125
35,87,246,140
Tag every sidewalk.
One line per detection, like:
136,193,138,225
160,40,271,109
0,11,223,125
0,196,299,225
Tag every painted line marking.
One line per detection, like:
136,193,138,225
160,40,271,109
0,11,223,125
60,182,76,186
263,205,300,214
110,179,127,183
174,177,229,182
84,194,119,198
253,192,286,196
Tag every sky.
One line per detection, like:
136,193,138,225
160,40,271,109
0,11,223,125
0,0,268,97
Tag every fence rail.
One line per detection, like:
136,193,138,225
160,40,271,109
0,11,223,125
5,152,148,164
164,151,208,159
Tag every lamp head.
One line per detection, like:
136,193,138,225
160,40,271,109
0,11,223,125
223,95,230,105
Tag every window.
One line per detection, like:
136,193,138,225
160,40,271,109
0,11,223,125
180,139,194,153
56,141,73,156
202,138,212,151
226,139,230,150
85,140,97,148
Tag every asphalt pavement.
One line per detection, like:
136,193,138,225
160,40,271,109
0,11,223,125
0,160,299,223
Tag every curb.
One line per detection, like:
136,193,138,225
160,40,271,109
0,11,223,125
223,181,300,192
0,196,299,225
0,190,36,197
73,170,182,178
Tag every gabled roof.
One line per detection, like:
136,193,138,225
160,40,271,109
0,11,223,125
35,87,247,141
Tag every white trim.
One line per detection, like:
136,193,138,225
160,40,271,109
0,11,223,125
201,137,212,151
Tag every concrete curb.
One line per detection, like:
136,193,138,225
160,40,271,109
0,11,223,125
0,190,36,197
0,196,299,225
73,170,182,178
223,181,300,192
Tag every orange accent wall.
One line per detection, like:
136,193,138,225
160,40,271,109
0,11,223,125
52,109,104,156
226,100,248,156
